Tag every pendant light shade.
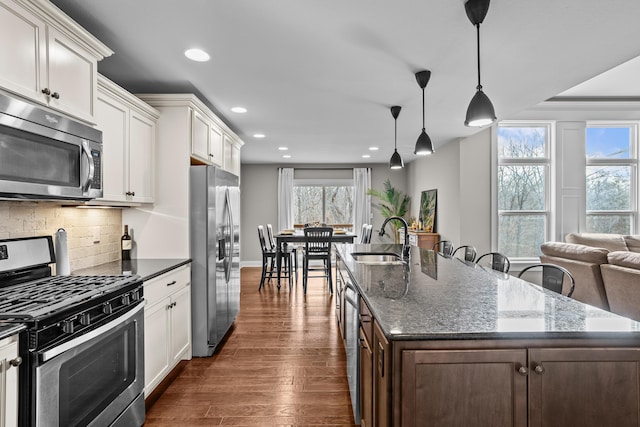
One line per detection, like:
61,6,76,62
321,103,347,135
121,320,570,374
389,106,403,169
464,0,496,127
414,70,434,155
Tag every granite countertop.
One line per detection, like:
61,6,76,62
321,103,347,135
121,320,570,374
0,323,25,340
73,258,191,281
336,243,640,341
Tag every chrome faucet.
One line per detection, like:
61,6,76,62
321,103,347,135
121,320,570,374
379,216,411,259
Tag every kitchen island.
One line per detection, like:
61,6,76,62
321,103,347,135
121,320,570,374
335,243,640,427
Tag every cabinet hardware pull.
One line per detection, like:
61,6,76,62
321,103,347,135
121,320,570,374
131,191,135,196
51,92,60,99
360,314,371,323
517,366,528,376
167,280,177,286
9,356,22,367
534,364,545,375
41,88,50,95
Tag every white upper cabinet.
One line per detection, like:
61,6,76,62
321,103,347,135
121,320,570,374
94,75,158,205
0,0,112,123
137,94,243,175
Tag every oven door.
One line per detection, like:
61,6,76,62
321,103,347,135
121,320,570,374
35,302,144,427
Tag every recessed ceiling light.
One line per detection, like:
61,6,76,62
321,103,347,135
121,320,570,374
278,146,288,151
253,133,266,139
184,48,210,62
283,154,291,158
231,107,247,113
369,146,379,151
362,154,371,158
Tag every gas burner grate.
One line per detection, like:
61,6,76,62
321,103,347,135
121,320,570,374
0,275,139,319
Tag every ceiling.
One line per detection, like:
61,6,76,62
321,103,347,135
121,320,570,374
51,0,640,165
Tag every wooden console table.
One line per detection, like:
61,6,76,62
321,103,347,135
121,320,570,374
398,231,439,250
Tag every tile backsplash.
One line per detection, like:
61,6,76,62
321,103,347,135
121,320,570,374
0,201,122,272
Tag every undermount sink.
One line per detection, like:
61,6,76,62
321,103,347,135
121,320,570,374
350,252,404,264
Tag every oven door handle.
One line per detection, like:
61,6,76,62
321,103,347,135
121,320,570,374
40,301,144,362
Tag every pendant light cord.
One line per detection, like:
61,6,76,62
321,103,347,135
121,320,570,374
421,86,425,131
476,23,482,90
394,116,398,149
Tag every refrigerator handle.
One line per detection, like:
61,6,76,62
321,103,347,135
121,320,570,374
224,188,233,284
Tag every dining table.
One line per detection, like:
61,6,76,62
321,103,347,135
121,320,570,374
274,229,357,289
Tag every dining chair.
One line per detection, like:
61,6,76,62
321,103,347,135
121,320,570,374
475,252,511,273
359,224,373,244
518,263,576,297
359,224,369,244
302,226,334,294
258,225,293,291
432,240,454,256
452,245,477,263
267,223,298,282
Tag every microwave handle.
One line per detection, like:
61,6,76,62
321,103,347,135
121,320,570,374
81,140,94,192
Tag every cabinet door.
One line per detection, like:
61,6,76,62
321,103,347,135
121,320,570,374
170,284,191,365
144,299,170,395
223,134,233,172
231,143,241,176
0,337,19,427
209,125,223,167
95,92,128,203
191,110,210,163
128,110,155,203
47,27,97,122
528,347,640,427
0,0,47,104
401,348,527,427
359,327,373,427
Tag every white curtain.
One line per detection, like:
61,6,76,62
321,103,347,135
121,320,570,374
353,167,371,238
277,168,294,231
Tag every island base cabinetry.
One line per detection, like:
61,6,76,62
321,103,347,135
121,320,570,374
372,333,640,427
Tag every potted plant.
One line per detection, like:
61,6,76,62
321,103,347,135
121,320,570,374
367,179,411,244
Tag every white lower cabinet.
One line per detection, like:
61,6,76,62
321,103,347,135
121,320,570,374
0,334,19,427
143,265,191,396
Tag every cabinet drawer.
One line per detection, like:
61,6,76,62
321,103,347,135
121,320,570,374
144,265,190,306
360,297,373,345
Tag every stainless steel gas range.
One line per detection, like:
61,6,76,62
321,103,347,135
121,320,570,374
0,236,145,427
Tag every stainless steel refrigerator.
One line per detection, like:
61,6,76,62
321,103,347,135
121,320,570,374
190,165,240,357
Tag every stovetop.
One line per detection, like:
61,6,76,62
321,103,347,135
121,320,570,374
0,274,141,320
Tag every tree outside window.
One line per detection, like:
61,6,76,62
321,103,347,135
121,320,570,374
497,125,550,259
293,184,353,227
585,125,637,234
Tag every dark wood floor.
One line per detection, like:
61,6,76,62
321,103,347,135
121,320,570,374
144,267,357,426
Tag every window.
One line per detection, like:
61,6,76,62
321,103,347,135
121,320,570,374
293,179,353,227
585,124,637,234
496,124,551,259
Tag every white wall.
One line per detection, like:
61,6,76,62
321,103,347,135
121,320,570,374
406,128,492,254
240,163,407,266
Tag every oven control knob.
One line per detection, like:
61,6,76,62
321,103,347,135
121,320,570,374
102,302,113,314
61,320,74,334
121,294,131,305
131,290,141,301
79,313,91,326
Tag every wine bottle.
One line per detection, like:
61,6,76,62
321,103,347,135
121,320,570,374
121,225,132,261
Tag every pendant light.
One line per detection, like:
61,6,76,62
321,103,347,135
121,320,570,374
464,0,496,127
414,70,434,155
389,106,403,169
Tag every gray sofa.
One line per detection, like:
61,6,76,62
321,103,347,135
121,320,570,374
540,233,640,319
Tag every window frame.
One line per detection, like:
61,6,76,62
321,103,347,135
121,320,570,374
493,121,554,264
585,121,638,234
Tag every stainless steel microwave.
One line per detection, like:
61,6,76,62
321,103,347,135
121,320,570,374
0,92,102,200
